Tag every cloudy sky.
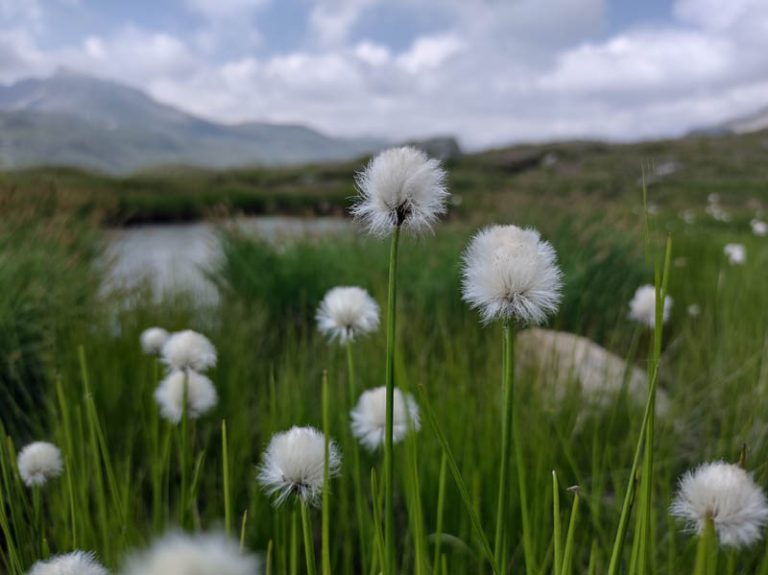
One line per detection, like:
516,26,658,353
1,0,767,148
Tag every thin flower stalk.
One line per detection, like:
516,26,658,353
222,420,232,536
493,321,514,572
693,518,718,575
432,452,448,575
301,501,318,575
322,371,331,575
346,341,369,565
179,371,190,529
383,224,401,574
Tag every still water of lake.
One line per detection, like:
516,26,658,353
105,216,352,301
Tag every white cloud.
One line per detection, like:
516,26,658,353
61,27,196,78
396,34,464,74
1,0,768,149
674,0,765,31
0,27,47,82
538,30,732,96
308,0,380,47
354,41,390,66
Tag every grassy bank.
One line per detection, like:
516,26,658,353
1,130,766,225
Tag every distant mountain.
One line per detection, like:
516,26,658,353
719,106,768,134
693,105,768,136
0,71,387,173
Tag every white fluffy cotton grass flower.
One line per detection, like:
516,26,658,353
351,386,420,452
17,441,63,488
724,243,746,265
154,370,218,424
28,551,108,575
628,284,673,329
352,146,448,236
257,426,341,507
752,219,768,237
140,327,169,355
161,330,217,372
461,225,563,325
122,532,260,575
316,286,379,344
671,461,768,548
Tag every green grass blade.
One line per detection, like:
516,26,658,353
417,384,498,574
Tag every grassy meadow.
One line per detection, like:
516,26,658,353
0,132,767,574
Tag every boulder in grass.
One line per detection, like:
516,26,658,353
516,327,669,416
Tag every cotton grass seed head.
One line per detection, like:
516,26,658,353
628,284,672,329
671,461,768,548
18,441,63,488
724,243,746,265
350,386,420,451
154,370,218,424
352,146,448,236
316,286,380,344
28,551,108,575
122,532,260,575
140,327,169,355
257,426,341,507
752,219,768,237
461,225,563,325
161,329,216,372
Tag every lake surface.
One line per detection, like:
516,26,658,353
105,216,352,301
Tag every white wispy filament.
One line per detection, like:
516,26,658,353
257,426,341,507
161,330,217,372
316,286,380,343
29,551,108,575
352,146,448,235
17,441,63,488
461,225,563,324
154,370,218,423
122,532,260,575
628,284,672,328
140,327,170,355
350,386,420,451
671,461,768,548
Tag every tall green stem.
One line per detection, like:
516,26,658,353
151,359,164,532
384,225,401,574
607,236,672,575
321,371,331,575
552,471,563,575
493,321,514,572
432,452,448,575
179,370,189,529
694,518,717,575
32,486,42,555
290,509,299,575
222,420,232,536
347,342,369,568
300,501,318,575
